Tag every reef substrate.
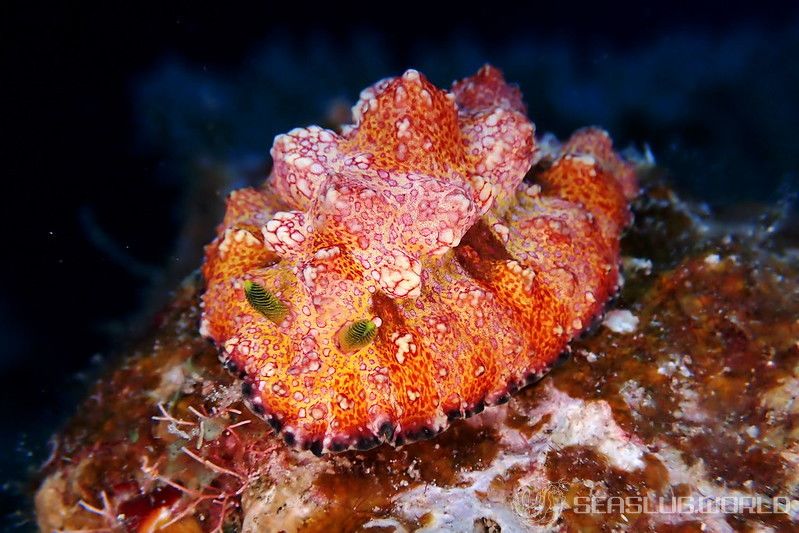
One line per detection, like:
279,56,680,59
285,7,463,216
34,180,799,532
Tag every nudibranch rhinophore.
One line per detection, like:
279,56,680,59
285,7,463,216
201,65,638,455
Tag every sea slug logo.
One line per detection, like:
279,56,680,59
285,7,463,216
571,495,798,515
512,481,798,526
512,482,565,526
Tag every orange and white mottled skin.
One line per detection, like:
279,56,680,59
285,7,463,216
201,65,638,455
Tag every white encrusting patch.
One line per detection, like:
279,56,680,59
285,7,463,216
350,384,648,532
625,256,653,275
602,309,640,334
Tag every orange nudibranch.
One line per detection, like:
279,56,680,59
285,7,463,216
201,65,638,455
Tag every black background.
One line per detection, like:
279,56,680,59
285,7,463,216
3,2,798,526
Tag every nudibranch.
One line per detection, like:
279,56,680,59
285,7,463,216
201,65,638,455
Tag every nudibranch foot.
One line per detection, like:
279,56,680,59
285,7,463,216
201,65,638,454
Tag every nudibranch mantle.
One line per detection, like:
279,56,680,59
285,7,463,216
201,65,638,455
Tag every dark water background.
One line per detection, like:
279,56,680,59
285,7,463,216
3,2,798,527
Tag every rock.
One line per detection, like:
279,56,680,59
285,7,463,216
33,187,799,531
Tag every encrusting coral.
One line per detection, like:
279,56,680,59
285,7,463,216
200,65,638,454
